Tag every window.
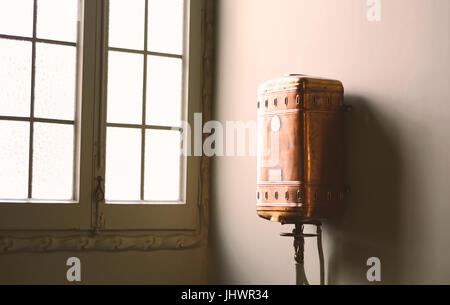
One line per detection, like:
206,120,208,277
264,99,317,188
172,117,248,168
104,0,185,203
0,0,79,201
0,0,203,231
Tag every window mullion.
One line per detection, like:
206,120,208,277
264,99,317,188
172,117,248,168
140,0,149,201
27,0,38,199
107,46,182,59
97,0,109,176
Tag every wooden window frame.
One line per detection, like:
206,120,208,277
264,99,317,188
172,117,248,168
0,0,214,252
0,0,80,203
0,0,94,230
95,0,202,230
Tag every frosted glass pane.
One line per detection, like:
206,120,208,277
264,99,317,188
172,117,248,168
144,130,181,201
37,0,78,42
34,43,76,120
107,51,143,124
109,0,145,50
146,56,182,127
0,121,30,199
32,123,74,200
105,127,141,201
148,0,184,55
0,0,33,37
0,39,32,117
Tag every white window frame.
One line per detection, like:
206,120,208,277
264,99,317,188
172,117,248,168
0,0,94,230
95,0,202,230
0,0,207,233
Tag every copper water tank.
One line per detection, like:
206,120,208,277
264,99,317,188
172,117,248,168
256,75,348,223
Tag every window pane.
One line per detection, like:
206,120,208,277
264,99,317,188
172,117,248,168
0,0,34,37
0,39,32,117
144,129,181,201
105,127,141,201
0,121,30,199
109,0,145,50
107,51,143,124
36,0,79,42
32,123,74,200
146,56,182,127
148,0,184,55
34,43,76,120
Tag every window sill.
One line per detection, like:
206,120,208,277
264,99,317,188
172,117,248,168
105,200,186,205
0,199,78,205
0,229,204,253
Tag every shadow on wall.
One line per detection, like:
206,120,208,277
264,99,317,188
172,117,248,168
326,94,406,284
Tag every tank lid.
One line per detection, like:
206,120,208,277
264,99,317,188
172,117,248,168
258,75,342,94
283,73,307,77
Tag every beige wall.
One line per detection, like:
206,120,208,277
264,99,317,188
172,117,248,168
0,248,206,284
209,0,450,284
